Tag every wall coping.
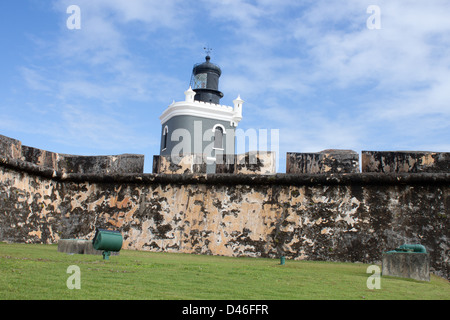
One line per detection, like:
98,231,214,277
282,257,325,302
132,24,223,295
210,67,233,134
1,155,449,186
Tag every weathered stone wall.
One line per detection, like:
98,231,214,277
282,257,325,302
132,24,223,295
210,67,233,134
0,154,448,279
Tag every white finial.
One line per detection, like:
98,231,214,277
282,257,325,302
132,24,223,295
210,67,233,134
233,94,244,106
184,86,196,102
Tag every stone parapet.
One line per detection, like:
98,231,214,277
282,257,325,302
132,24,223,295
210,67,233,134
362,151,450,173
153,151,276,175
0,134,144,174
286,150,359,174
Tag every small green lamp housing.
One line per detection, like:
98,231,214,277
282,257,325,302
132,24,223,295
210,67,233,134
92,228,123,260
385,244,427,254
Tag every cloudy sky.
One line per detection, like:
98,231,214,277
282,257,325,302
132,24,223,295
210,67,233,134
1,0,449,172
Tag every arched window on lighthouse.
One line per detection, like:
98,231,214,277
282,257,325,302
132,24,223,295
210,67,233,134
213,125,225,150
162,125,169,151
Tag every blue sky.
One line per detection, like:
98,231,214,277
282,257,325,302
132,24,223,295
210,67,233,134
1,0,449,173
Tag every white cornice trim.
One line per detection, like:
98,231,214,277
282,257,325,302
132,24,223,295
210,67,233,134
160,100,242,125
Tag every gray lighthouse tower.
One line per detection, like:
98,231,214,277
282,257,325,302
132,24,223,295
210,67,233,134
159,55,243,172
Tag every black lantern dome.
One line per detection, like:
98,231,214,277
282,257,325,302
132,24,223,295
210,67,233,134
190,55,224,104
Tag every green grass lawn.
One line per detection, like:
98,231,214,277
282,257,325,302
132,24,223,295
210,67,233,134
0,242,448,300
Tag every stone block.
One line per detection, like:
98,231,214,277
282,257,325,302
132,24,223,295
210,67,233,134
215,154,237,173
153,154,206,174
112,154,145,174
152,155,161,173
362,151,450,173
21,145,59,170
382,252,430,281
0,134,22,160
286,150,359,174
235,151,276,175
58,154,144,174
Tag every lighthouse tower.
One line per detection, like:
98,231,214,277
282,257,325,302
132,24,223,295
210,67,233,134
159,55,243,172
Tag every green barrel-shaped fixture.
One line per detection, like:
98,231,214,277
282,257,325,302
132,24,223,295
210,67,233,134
385,244,427,254
92,228,123,260
397,244,427,253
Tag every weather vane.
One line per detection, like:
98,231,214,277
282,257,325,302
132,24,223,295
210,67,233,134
204,46,212,56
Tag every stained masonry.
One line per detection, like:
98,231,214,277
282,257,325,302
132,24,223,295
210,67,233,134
0,134,449,280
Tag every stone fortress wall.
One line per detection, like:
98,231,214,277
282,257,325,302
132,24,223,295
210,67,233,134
0,134,448,279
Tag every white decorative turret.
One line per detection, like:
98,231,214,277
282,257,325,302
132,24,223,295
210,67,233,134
232,95,243,125
184,86,196,103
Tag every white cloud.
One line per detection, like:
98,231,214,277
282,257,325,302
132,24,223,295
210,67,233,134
7,0,449,169
20,67,54,92
57,104,153,150
219,0,450,154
